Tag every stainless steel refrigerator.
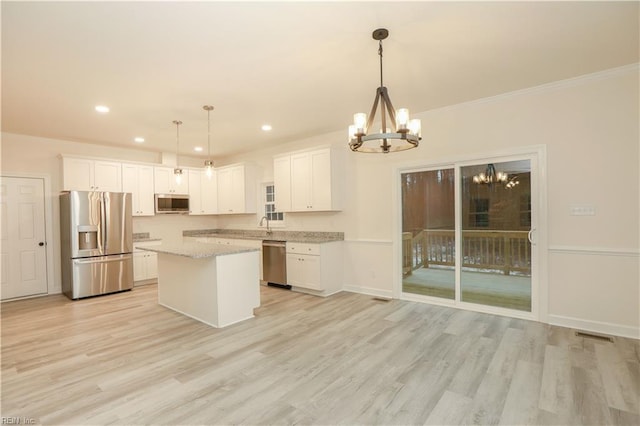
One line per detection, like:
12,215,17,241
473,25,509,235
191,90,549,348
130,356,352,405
60,191,133,299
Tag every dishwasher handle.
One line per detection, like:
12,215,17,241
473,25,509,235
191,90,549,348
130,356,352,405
262,241,286,248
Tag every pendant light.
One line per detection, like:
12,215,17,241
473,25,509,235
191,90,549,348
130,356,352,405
172,120,183,185
203,105,214,179
348,28,421,153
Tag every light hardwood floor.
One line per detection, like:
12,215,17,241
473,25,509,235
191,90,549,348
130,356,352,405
2,284,639,425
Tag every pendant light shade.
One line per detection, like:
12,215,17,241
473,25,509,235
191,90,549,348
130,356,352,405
203,105,214,179
172,120,183,185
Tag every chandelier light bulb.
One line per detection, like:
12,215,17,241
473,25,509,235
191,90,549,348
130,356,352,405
396,108,409,130
353,113,367,135
348,125,356,140
408,119,422,137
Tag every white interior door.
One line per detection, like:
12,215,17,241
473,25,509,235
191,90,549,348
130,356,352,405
0,177,48,300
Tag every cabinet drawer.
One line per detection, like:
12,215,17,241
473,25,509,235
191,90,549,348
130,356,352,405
286,242,320,255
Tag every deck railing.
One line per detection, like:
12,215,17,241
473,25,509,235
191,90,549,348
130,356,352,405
402,229,531,277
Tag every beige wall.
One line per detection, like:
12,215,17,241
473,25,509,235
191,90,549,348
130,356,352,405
2,65,638,337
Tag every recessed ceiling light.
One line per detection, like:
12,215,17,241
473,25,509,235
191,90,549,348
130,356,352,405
95,105,110,113
134,137,145,143
194,146,203,152
261,124,272,131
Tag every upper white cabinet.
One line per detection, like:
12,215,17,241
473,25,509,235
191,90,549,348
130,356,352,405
122,164,155,216
216,163,256,214
275,147,343,212
62,157,122,192
153,166,189,195
188,169,218,215
273,155,292,212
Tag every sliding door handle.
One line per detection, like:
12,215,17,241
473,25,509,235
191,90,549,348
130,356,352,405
528,228,536,245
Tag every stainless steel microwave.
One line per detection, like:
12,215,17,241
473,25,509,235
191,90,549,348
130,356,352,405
155,194,189,214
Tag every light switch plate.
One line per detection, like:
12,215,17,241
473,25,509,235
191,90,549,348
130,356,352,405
569,204,596,216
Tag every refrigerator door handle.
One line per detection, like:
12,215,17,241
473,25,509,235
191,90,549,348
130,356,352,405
100,193,108,252
73,255,131,265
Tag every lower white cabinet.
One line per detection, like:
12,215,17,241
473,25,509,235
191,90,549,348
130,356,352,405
286,252,322,291
189,237,264,279
285,241,343,295
133,241,161,285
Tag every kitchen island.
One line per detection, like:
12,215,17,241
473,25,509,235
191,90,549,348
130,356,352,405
139,242,260,328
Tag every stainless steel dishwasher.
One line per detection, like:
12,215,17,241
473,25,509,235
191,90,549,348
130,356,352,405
262,240,290,289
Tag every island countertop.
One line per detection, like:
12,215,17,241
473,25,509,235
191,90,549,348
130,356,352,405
138,241,259,259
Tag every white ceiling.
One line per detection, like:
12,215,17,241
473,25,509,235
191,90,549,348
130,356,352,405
2,1,638,159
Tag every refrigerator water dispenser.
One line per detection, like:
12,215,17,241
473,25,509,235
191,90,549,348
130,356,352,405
77,225,98,250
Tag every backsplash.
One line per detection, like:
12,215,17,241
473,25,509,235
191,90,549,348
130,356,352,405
183,228,344,243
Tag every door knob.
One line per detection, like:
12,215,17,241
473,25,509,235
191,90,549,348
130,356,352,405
38,242,45,246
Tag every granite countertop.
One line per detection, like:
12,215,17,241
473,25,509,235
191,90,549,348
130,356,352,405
133,238,163,243
138,241,259,259
183,229,344,244
132,233,162,243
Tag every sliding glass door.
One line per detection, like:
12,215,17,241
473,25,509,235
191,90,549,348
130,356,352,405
401,168,456,300
460,160,532,311
401,156,536,318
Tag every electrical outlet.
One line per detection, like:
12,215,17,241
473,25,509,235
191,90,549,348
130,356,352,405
569,205,596,216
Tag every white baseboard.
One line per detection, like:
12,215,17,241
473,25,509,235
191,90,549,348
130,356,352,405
548,314,639,340
343,285,393,300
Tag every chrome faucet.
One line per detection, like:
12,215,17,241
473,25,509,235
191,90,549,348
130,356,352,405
259,215,272,235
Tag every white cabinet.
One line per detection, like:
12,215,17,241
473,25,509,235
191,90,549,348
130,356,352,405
275,147,343,212
154,166,189,194
189,236,264,280
188,169,218,215
122,164,155,216
286,251,322,291
273,155,292,212
285,241,343,295
62,157,122,192
133,241,161,285
216,164,256,214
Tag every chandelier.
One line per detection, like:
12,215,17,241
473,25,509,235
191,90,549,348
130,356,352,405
505,176,520,189
203,105,214,179
473,163,508,185
172,120,183,184
348,28,421,153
